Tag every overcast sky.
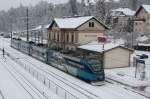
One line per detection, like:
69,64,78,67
0,0,69,11
0,0,118,11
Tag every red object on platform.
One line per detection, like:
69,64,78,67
98,36,107,43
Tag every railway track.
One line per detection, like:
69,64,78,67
2,38,148,99
10,52,100,99
23,58,101,99
0,56,49,99
0,90,5,99
1,45,101,99
0,39,101,99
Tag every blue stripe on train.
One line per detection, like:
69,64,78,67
77,69,97,81
77,69,105,81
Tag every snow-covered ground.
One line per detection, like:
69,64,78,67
105,50,150,97
0,52,61,99
0,36,149,99
0,59,33,99
105,67,150,87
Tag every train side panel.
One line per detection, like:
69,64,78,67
11,39,105,82
30,46,46,61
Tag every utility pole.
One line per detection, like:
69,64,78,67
11,23,13,41
41,25,44,44
87,0,91,16
26,8,29,42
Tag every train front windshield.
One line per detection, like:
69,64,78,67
85,54,103,73
75,49,104,73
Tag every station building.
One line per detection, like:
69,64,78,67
47,16,108,51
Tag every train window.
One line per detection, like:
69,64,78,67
64,58,84,69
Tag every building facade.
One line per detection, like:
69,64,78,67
48,16,108,51
134,5,150,33
110,8,135,27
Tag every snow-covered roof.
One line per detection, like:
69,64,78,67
135,5,150,16
111,8,135,16
141,5,150,14
45,24,50,29
54,16,93,29
32,24,50,31
78,41,130,53
32,25,42,30
50,16,108,29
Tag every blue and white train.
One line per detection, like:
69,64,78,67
11,38,105,84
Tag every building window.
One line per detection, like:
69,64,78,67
57,33,59,41
89,22,91,27
55,23,57,27
89,22,94,27
147,17,149,20
113,18,118,24
71,34,74,43
120,22,122,26
54,33,56,40
67,34,69,42
147,23,149,26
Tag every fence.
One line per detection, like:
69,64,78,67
6,51,79,99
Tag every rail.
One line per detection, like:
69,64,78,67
0,90,5,99
1,49,80,99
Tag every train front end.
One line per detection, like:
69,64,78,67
77,54,105,85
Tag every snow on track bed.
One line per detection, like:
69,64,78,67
0,58,46,99
0,90,4,99
11,51,149,99
8,52,96,99
0,37,149,99
0,57,34,99
0,54,61,99
20,58,101,99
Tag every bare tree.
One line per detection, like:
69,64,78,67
95,0,106,22
131,0,138,10
69,0,78,16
